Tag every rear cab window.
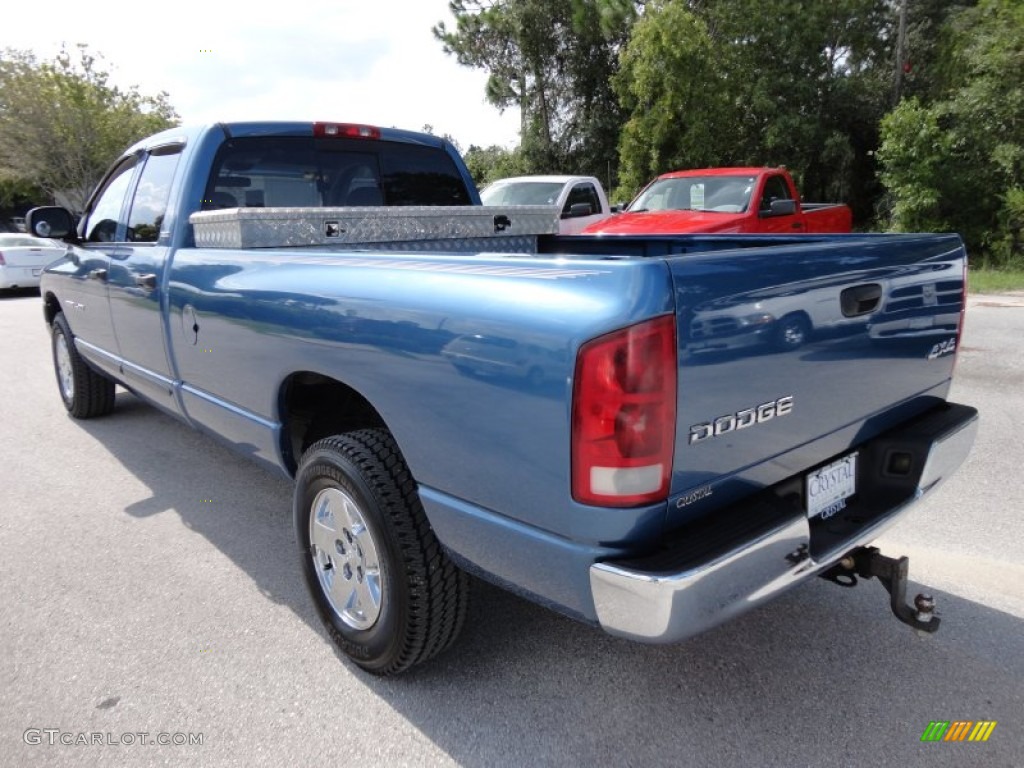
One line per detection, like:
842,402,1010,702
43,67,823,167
202,137,471,210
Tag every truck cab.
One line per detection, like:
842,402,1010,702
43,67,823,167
479,175,611,234
584,167,853,235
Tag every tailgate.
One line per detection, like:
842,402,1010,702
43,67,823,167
665,233,966,525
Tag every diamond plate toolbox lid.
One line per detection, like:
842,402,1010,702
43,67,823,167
190,205,560,249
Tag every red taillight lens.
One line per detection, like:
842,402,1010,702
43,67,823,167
313,122,381,140
572,315,677,507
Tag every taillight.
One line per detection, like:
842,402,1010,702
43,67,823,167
572,315,677,507
313,122,381,140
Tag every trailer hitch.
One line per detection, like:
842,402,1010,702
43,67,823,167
821,546,940,633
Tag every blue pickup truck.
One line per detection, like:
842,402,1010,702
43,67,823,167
28,121,978,675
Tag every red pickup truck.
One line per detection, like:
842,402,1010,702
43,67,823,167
584,167,852,235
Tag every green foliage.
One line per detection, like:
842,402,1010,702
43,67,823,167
877,98,954,233
613,2,728,197
462,145,529,186
613,0,893,213
0,172,44,213
995,186,1024,266
435,0,633,183
879,0,1024,265
0,45,178,212
968,266,1024,293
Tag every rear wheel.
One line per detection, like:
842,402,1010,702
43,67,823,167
51,313,116,418
294,429,469,675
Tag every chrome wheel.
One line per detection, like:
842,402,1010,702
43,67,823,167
55,331,75,402
309,486,384,630
781,322,805,347
295,430,469,674
775,314,810,350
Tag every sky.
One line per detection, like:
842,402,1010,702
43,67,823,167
0,0,522,151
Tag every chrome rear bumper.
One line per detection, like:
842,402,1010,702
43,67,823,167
590,402,978,642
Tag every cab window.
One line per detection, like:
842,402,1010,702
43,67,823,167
760,175,793,211
202,137,471,210
84,158,137,242
127,146,182,243
563,183,600,216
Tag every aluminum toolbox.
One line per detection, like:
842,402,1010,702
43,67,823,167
190,205,560,249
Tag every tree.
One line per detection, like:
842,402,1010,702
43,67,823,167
434,0,635,183
613,2,733,197
613,0,893,218
462,144,528,186
0,45,178,212
0,172,44,223
895,0,979,104
878,0,1024,264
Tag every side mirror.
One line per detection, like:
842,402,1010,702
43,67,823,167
562,202,594,219
760,199,797,217
26,206,77,241
610,203,624,213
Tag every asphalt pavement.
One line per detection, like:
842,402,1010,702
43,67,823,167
1,288,1021,767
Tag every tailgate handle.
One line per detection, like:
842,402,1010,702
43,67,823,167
840,283,882,317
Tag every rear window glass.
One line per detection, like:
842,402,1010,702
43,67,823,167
203,137,471,209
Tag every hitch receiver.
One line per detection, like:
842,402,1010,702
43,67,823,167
821,547,940,633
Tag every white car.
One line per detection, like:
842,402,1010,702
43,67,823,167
0,234,65,290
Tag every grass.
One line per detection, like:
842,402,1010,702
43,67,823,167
968,267,1024,294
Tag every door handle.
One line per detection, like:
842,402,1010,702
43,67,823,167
88,268,108,281
135,273,157,290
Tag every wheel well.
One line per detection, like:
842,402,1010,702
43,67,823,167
43,292,61,325
279,372,387,476
780,310,812,330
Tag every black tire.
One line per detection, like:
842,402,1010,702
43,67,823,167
294,429,469,675
774,313,811,351
51,312,116,418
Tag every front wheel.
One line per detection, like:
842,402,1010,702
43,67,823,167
294,429,469,675
51,313,116,418
774,313,810,351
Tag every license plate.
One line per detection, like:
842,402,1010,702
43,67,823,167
909,316,934,330
806,453,857,519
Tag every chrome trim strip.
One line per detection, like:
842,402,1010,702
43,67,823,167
120,356,175,390
179,383,277,429
75,338,121,368
590,407,979,643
